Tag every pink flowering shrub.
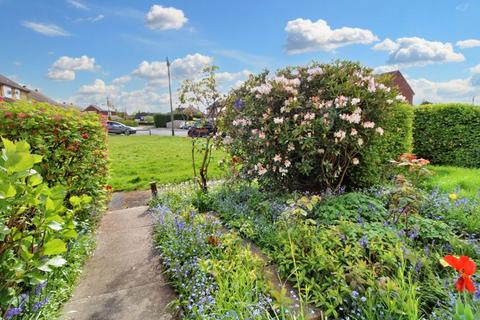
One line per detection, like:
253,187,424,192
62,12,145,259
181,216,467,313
220,61,413,191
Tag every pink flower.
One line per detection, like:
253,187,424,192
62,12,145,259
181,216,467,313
273,117,284,124
334,130,346,141
334,96,348,108
351,128,358,136
274,154,282,162
259,132,266,139
362,121,375,128
284,159,291,167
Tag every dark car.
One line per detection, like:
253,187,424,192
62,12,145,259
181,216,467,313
187,121,215,137
107,121,136,135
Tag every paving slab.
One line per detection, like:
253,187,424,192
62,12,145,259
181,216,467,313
61,205,176,320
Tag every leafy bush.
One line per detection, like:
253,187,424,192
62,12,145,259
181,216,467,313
0,139,91,318
118,119,138,127
0,101,108,218
221,60,412,192
153,113,187,128
414,103,480,167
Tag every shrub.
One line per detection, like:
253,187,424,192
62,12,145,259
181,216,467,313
220,60,412,192
119,119,138,127
0,101,108,218
413,103,480,167
153,113,187,128
0,139,91,318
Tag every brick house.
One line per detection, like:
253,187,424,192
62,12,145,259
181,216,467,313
83,105,118,116
379,70,415,104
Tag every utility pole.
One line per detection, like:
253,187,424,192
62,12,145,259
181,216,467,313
166,57,175,136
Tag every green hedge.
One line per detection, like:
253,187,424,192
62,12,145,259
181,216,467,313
414,103,480,167
0,101,109,210
348,103,414,187
153,113,188,128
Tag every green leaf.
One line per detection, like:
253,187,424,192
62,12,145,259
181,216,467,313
15,140,31,152
47,221,63,231
43,239,67,256
47,256,67,267
464,304,474,320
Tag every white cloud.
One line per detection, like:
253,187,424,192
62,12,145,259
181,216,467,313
78,79,115,95
145,4,187,30
76,14,104,23
470,64,480,74
456,39,480,49
216,70,251,82
409,77,477,104
71,80,173,113
132,53,213,82
284,18,378,54
47,69,75,81
22,21,70,37
67,0,88,10
373,64,401,74
112,75,131,85
47,55,99,81
374,37,464,67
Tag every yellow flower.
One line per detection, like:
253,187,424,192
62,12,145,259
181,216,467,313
449,193,458,201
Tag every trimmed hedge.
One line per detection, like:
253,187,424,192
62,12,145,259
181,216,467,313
348,103,414,187
0,101,109,210
414,103,480,167
153,113,187,128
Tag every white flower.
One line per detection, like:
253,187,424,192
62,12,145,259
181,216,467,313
223,136,233,145
352,158,360,165
258,132,266,139
284,159,291,167
287,143,295,151
396,94,406,102
334,130,346,141
273,117,284,124
386,99,393,104
304,112,316,120
273,154,282,162
334,96,348,108
307,66,324,76
358,138,364,146
367,78,376,92
340,112,361,124
252,83,272,95
351,98,361,105
256,163,267,175
375,127,384,135
279,167,288,176
351,128,358,136
362,121,375,129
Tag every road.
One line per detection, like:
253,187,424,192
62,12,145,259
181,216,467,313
134,127,189,137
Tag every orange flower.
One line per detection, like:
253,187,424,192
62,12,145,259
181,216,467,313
443,255,476,293
399,153,417,161
105,185,113,192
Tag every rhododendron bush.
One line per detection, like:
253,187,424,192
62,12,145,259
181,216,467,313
220,61,413,191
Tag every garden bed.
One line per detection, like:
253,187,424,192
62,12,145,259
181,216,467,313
151,180,480,319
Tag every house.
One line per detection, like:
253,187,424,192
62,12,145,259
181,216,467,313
83,105,118,117
0,74,30,101
28,89,64,107
379,70,415,104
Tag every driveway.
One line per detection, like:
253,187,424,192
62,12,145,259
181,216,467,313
135,127,188,137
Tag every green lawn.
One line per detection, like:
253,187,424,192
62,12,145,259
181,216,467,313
426,165,480,198
108,135,225,191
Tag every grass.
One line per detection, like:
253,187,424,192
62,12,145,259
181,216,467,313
425,165,480,198
108,135,225,191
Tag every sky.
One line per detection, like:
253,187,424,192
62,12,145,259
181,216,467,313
1,0,479,112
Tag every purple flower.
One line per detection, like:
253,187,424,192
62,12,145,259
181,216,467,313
32,297,49,311
359,236,369,249
5,307,22,319
233,99,244,110
34,281,47,296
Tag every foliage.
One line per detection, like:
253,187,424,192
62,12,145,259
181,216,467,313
153,113,189,128
220,60,412,192
0,139,91,318
118,119,138,127
152,205,283,319
175,180,480,319
413,103,480,168
424,166,480,199
0,101,108,219
108,136,224,191
179,66,223,192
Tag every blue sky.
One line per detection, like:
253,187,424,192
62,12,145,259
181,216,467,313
1,0,479,112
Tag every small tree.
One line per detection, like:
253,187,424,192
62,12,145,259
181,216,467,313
178,66,223,192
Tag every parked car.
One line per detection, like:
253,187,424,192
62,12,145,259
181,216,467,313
107,121,136,135
187,121,216,137
180,120,196,130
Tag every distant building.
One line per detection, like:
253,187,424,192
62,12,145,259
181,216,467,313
0,74,30,101
83,105,118,117
0,73,67,107
379,70,415,105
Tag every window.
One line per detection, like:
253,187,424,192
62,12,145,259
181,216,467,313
3,86,12,98
14,89,21,99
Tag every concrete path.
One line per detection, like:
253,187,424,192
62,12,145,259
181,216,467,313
61,194,176,320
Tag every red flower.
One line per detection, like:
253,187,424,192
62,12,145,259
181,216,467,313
105,185,113,192
4,111,13,118
444,255,476,293
17,112,29,119
81,133,89,139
